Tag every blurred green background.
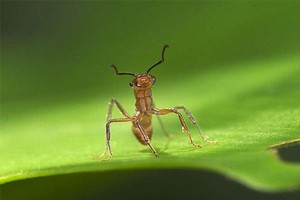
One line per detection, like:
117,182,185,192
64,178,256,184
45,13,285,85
1,1,300,199
2,1,300,103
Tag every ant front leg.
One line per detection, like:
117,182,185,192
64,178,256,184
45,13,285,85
151,108,202,147
100,99,133,160
173,106,217,144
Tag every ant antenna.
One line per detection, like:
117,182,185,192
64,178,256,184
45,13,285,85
146,44,170,74
111,65,136,77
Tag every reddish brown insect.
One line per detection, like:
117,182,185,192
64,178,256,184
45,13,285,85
100,45,216,160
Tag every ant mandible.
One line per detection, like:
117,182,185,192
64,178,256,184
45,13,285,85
100,45,216,160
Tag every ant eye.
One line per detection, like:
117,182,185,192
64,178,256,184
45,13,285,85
152,78,156,85
129,82,133,87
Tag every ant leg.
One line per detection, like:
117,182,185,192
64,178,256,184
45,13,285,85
101,118,133,160
151,108,201,147
156,115,172,138
134,118,159,157
99,99,133,160
153,101,171,138
107,98,131,118
174,106,217,144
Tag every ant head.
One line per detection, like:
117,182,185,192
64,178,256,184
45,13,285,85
110,45,169,89
130,74,156,89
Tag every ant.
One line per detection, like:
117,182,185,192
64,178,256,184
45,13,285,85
100,45,216,160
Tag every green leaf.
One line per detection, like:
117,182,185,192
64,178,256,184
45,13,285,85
1,54,300,192
2,2,300,197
